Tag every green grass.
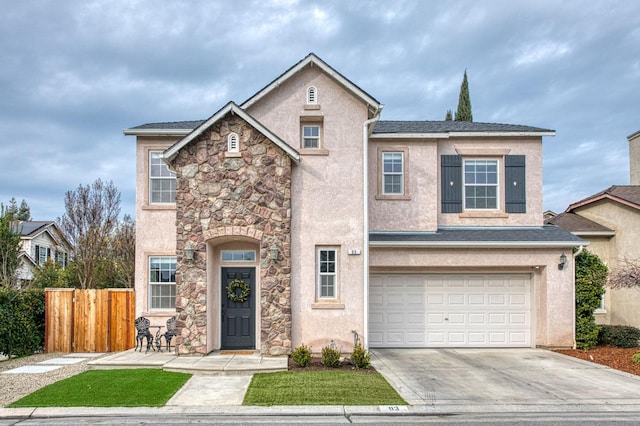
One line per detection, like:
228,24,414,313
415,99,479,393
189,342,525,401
9,369,191,408
243,370,407,406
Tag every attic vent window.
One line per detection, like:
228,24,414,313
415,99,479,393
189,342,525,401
307,86,318,104
228,133,239,152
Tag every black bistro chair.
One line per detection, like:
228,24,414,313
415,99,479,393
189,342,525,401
162,316,177,352
134,316,153,352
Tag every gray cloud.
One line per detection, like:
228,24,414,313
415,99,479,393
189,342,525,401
0,0,638,219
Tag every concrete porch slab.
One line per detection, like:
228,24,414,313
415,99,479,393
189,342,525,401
2,365,62,374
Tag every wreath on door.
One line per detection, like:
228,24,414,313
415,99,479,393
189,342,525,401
226,279,251,303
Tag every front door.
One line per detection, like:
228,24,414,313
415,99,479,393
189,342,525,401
221,267,255,350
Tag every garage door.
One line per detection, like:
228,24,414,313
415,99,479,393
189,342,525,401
369,274,532,348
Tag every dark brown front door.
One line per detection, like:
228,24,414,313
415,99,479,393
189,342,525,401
221,267,255,350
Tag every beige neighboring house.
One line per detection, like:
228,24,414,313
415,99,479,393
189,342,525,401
547,129,640,326
125,53,584,356
13,221,71,287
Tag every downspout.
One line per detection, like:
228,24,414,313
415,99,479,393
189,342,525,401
362,105,383,350
571,245,584,349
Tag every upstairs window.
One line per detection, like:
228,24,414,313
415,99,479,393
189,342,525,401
302,125,320,149
307,86,318,104
382,152,404,195
35,245,50,266
464,159,498,209
149,151,176,203
227,133,239,153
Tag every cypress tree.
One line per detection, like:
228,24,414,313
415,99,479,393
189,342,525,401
445,110,453,121
454,70,473,122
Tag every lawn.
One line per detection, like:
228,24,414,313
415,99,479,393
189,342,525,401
9,369,191,408
243,370,407,406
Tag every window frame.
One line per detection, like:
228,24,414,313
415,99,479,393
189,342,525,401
306,86,318,105
463,158,500,210
302,125,320,149
317,247,338,300
227,133,239,153
148,150,176,204
148,255,176,310
221,250,256,262
382,151,404,195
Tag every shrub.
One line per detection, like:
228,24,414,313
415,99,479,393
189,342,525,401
574,249,607,350
0,288,45,358
598,325,640,348
576,317,600,350
291,344,312,367
321,344,341,368
351,343,370,369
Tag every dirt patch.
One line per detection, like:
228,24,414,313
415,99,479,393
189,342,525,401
288,356,377,373
556,346,640,376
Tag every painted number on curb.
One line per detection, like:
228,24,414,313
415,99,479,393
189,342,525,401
379,405,408,413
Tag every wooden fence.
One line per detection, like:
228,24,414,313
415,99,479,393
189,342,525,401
45,288,135,353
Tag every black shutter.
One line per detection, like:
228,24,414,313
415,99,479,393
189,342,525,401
505,155,526,213
441,155,462,213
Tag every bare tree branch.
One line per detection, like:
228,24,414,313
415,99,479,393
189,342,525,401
609,257,640,290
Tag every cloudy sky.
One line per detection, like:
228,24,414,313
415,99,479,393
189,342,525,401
1,0,638,221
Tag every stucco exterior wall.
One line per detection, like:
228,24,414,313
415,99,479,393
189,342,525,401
134,137,178,327
369,139,438,231
247,65,368,352
437,137,544,227
574,201,640,326
369,247,575,348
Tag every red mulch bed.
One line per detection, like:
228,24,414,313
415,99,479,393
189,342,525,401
556,346,640,376
288,356,377,373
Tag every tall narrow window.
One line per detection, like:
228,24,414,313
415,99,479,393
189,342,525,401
307,86,318,104
302,125,320,149
383,152,404,194
464,159,498,209
149,151,176,203
149,256,176,309
318,248,337,299
227,133,239,153
35,245,50,266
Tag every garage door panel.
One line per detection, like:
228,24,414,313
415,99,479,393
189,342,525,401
369,273,532,348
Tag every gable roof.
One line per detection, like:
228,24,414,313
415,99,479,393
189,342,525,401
124,120,205,136
12,221,72,249
545,212,615,236
372,121,555,138
240,53,382,116
163,101,300,163
369,226,586,248
566,185,640,212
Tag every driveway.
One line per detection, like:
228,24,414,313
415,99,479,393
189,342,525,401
371,348,640,412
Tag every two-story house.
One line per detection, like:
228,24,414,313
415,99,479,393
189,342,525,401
125,53,584,356
14,221,71,287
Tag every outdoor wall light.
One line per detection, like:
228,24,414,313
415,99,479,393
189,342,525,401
269,244,278,261
558,253,567,270
184,245,195,262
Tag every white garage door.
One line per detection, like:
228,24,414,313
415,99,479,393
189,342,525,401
369,274,532,348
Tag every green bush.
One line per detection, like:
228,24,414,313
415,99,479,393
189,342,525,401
575,250,607,350
351,343,370,369
0,288,45,358
632,353,640,364
321,344,341,368
291,344,312,367
598,325,640,348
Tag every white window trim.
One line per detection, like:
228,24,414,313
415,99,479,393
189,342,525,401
463,158,500,210
302,125,320,149
317,247,338,300
148,255,176,310
382,152,404,195
227,133,239,153
307,86,318,104
149,151,176,204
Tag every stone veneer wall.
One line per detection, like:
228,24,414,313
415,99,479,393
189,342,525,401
169,114,293,355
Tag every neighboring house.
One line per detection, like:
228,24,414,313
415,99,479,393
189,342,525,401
13,221,71,287
125,53,584,356
547,131,640,327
